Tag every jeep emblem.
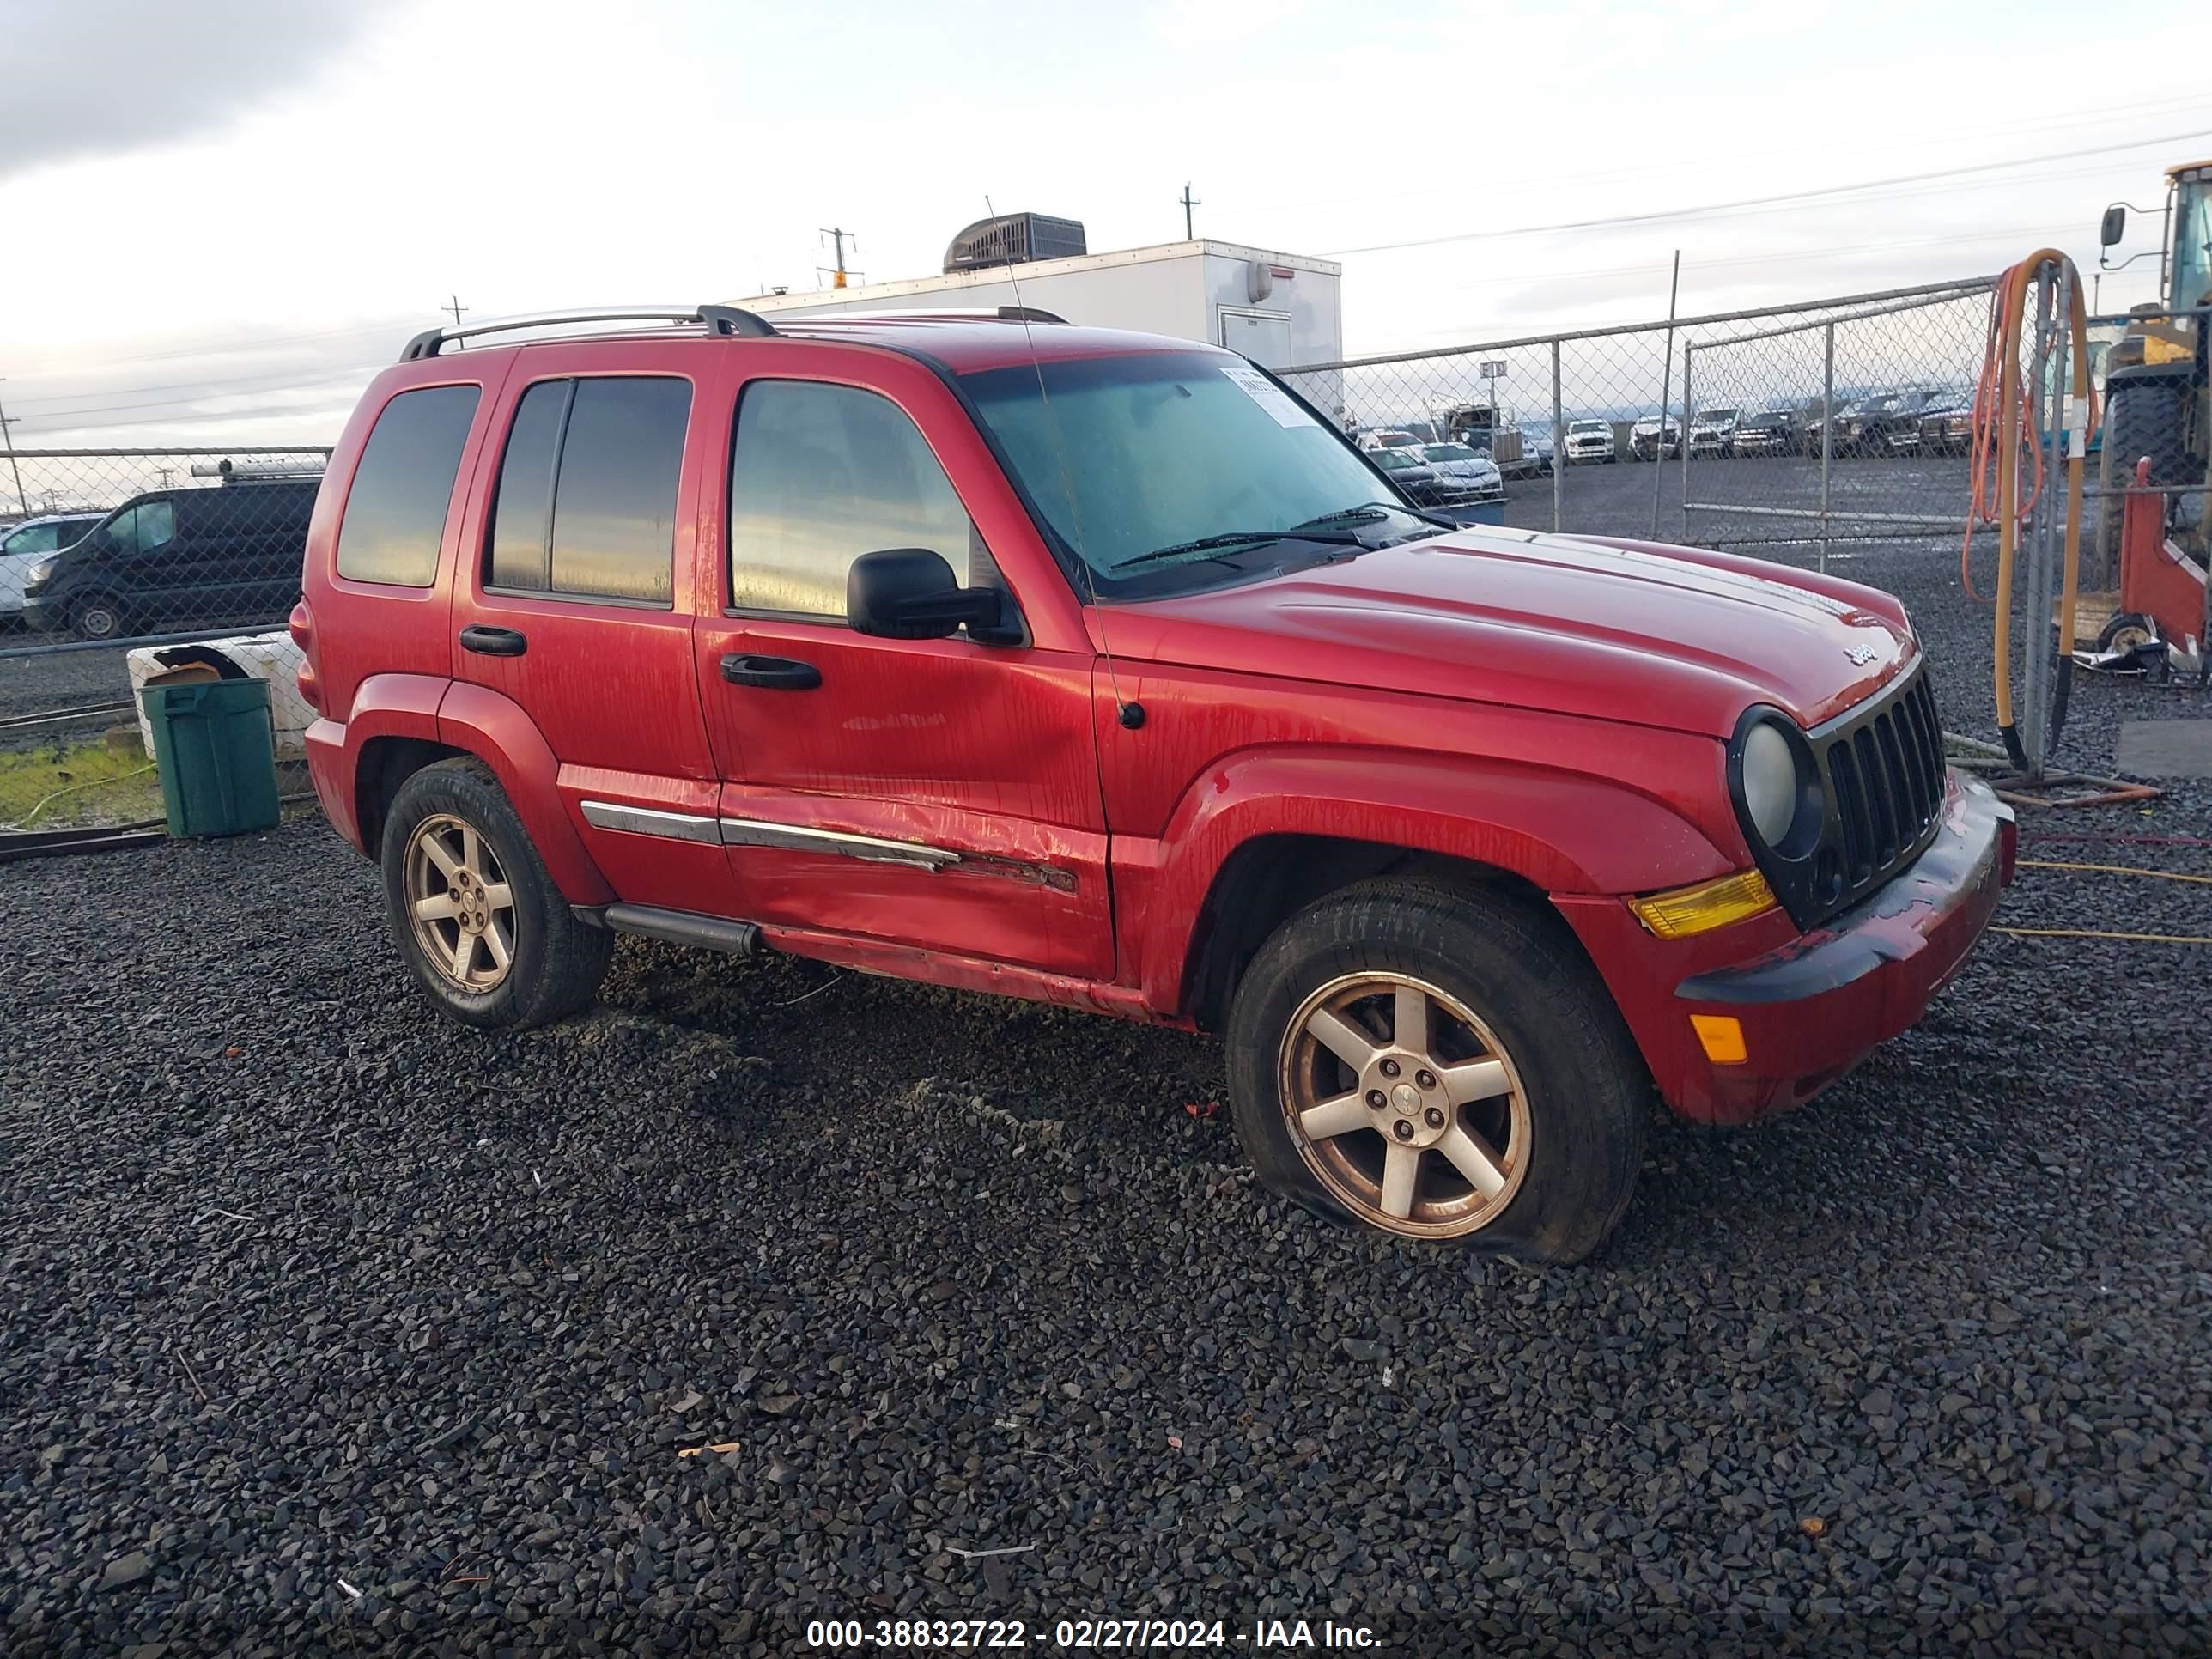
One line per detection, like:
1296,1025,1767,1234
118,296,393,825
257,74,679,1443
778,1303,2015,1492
1844,644,1879,665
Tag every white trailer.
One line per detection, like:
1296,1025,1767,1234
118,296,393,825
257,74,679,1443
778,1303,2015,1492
733,238,1342,377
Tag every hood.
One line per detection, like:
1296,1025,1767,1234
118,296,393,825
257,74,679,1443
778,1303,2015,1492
1105,526,1916,738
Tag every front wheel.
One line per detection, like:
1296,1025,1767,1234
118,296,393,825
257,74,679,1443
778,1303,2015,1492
1225,878,1648,1264
71,592,129,641
380,757,613,1028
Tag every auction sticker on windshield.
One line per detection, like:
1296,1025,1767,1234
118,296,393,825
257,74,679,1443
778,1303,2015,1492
1220,364,1313,428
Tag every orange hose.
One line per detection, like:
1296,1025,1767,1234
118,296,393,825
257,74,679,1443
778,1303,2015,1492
1960,260,2098,604
1971,250,2095,767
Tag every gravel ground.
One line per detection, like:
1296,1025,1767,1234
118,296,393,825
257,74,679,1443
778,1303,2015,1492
3,529,2209,1656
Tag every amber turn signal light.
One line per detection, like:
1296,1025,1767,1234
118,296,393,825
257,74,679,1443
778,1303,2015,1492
1690,1014,1748,1065
1627,869,1778,939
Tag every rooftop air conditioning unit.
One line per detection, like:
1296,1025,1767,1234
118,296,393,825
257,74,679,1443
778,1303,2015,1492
942,213,1087,275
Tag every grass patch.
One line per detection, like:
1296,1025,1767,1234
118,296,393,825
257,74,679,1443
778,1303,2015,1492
0,735,166,831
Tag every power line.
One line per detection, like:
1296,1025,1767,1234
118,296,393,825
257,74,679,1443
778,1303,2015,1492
1322,125,2212,255
1247,93,2212,221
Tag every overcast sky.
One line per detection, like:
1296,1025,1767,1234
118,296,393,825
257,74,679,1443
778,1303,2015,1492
3,0,2207,451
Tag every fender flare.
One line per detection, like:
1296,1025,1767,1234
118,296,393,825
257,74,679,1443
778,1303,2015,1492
307,672,447,849
436,681,615,904
1134,745,1735,1013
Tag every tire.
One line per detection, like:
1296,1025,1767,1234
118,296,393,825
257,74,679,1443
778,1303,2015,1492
1224,878,1648,1265
2096,612,2156,654
70,592,129,641
380,757,612,1029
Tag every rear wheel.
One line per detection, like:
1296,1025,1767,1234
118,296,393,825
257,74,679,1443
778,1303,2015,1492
380,757,612,1029
70,592,129,641
1225,878,1648,1265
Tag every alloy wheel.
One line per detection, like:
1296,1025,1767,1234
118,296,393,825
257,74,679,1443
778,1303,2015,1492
404,812,516,993
1278,971,1533,1238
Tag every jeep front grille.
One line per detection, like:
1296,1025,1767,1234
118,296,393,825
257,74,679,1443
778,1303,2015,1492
1820,670,1946,900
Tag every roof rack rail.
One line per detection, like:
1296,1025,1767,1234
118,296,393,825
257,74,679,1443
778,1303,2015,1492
996,306,1068,325
399,304,777,362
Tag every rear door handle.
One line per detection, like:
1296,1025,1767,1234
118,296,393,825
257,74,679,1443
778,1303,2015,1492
720,653,821,690
459,625,527,658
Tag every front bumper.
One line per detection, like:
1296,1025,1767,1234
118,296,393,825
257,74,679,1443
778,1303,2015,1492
1558,769,2014,1126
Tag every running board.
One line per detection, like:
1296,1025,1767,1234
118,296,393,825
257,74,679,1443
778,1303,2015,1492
581,902,761,957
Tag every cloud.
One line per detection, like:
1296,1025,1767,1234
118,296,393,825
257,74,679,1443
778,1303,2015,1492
0,0,386,181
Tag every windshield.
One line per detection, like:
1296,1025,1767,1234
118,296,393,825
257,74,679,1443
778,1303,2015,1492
1696,408,1739,424
1372,450,1423,471
962,350,1440,596
1568,420,1607,434
1421,444,1483,463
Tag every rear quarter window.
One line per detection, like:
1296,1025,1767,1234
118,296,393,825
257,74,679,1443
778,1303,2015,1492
337,384,482,586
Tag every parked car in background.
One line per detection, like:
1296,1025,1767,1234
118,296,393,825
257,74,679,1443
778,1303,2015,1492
1791,393,1845,455
1688,407,1741,457
1564,418,1616,465
1911,387,1977,457
1370,445,1449,504
298,301,2012,1266
1358,427,1423,453
1730,409,1796,457
21,478,319,641
1414,443,1506,505
0,512,106,621
1630,414,1680,461
1514,425,1555,477
1851,387,1956,456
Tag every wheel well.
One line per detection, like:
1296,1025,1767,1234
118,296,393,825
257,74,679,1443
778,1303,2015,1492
1182,836,1547,1033
356,736,465,859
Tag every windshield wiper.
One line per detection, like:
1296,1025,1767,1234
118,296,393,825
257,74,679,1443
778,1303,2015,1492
1294,500,1462,531
1115,526,1370,572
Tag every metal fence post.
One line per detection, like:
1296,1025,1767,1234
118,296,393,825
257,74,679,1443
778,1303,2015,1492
1820,320,1835,574
1680,345,1693,541
1550,339,1564,534
1650,251,1680,539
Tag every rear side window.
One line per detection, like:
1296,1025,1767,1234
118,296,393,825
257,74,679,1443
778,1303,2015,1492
727,380,975,617
337,384,481,586
486,376,690,604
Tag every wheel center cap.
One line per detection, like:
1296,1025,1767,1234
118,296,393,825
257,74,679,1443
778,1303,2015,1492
1391,1082,1421,1115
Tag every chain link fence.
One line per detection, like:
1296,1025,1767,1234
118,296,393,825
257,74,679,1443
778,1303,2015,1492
1,448,329,833
1279,276,2003,568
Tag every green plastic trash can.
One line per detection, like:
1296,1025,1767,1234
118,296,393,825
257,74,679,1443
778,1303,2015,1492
140,678,282,838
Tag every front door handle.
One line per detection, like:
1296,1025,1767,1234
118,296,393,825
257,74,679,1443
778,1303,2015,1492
459,624,528,658
720,653,821,690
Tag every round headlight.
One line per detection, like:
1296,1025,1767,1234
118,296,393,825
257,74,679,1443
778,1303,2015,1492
1741,720,1799,847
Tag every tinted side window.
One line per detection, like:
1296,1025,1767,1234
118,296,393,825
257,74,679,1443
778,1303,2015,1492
337,386,481,586
551,378,689,603
486,377,689,604
487,380,568,592
728,380,974,617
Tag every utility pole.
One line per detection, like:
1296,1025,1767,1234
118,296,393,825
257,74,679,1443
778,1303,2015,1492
0,381,26,517
155,467,174,489
820,228,857,289
1180,183,1201,240
445,294,468,327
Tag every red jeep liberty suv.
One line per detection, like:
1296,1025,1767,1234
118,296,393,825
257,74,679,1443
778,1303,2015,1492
296,303,2014,1264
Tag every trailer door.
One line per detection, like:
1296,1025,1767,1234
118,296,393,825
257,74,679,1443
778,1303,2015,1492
1218,306,1293,368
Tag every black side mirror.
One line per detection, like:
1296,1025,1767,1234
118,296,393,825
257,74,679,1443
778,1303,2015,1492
2100,204,2126,247
847,547,1004,641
